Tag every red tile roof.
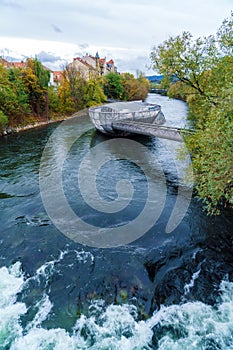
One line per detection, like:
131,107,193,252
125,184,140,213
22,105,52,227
107,59,114,64
7,61,26,69
1,59,53,72
100,58,106,64
53,71,63,80
53,70,62,76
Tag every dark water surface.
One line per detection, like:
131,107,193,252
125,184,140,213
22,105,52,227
0,94,232,349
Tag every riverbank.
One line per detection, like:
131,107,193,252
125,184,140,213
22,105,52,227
0,109,88,137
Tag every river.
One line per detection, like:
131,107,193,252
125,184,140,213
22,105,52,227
0,94,232,349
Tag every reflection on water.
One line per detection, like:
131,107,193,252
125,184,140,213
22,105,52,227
0,94,232,349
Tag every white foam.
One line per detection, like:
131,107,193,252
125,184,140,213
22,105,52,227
0,262,233,350
74,249,95,264
0,263,26,349
148,280,233,349
0,262,24,307
10,328,76,350
184,269,201,295
72,304,153,349
26,294,53,331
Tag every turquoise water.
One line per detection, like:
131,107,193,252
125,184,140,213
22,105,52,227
0,94,232,349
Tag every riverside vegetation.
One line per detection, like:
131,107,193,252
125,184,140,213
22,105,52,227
0,59,149,130
150,12,233,215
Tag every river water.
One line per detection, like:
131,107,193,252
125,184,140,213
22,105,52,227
0,94,232,349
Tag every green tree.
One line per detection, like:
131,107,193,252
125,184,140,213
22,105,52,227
0,64,30,124
104,72,125,100
48,86,62,115
150,31,219,106
7,68,30,118
23,58,50,117
150,13,233,213
0,111,8,131
86,78,106,107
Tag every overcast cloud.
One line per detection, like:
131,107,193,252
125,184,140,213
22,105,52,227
0,0,232,74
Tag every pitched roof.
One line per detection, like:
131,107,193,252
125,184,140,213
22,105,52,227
100,58,106,64
53,70,62,76
53,71,63,80
87,54,96,60
74,57,95,69
7,61,26,69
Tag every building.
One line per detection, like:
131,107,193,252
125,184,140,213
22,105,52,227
67,52,117,79
0,52,117,86
81,53,98,69
0,58,26,69
106,59,116,73
69,57,97,80
52,71,63,86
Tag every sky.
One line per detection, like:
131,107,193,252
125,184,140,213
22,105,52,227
0,0,232,75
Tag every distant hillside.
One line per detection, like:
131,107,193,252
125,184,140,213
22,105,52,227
145,75,164,83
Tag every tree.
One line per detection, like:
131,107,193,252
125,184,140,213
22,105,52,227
62,65,88,110
0,111,8,131
104,72,125,100
121,73,150,101
185,112,233,214
7,68,30,119
57,66,106,112
104,72,149,101
136,73,150,100
22,58,50,118
48,86,62,115
0,64,30,124
57,77,76,114
86,78,106,107
150,13,233,213
150,31,219,105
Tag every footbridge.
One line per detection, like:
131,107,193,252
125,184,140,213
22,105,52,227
111,120,193,142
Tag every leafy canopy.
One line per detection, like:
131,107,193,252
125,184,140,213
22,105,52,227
150,12,233,214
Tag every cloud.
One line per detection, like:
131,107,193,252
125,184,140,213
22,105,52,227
35,50,73,71
0,47,23,61
52,24,63,33
79,43,89,50
36,51,62,63
116,55,152,75
0,0,24,9
0,47,10,55
0,0,232,74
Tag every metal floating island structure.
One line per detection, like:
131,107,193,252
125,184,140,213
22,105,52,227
89,101,190,142
89,101,165,136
